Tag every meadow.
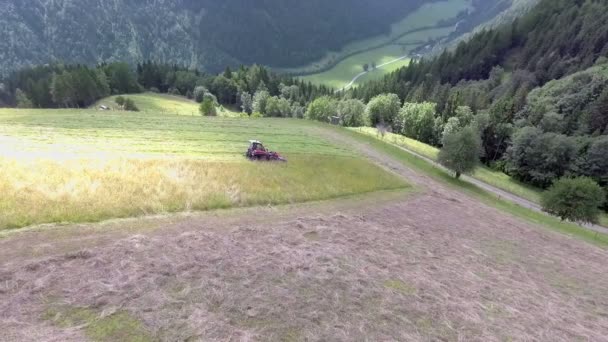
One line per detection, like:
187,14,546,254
94,92,242,117
351,127,608,228
297,0,471,88
0,107,407,229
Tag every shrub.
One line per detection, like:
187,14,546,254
123,98,139,112
250,112,264,118
115,96,125,106
438,126,481,179
541,177,606,224
199,97,217,116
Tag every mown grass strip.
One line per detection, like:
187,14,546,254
342,128,608,247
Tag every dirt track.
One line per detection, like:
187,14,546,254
1,128,608,341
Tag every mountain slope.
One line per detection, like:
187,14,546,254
0,0,438,73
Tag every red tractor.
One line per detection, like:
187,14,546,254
245,140,287,162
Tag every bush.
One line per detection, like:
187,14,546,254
541,177,606,224
199,97,217,116
251,112,264,118
123,98,139,112
115,96,125,106
438,126,481,179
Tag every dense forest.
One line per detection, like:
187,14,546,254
0,0,440,73
350,0,608,196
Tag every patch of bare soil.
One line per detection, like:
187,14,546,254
2,190,608,341
1,128,608,341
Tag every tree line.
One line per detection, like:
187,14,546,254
0,62,334,112
343,0,608,218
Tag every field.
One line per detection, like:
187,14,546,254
2,118,608,341
93,93,242,117
351,127,608,228
0,108,407,229
298,0,471,89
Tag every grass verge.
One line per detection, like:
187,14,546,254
342,128,608,247
351,127,608,228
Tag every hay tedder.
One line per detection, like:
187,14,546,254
245,140,287,162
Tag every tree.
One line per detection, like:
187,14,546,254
365,93,401,129
15,88,33,108
337,99,366,127
541,177,606,224
438,126,481,179
252,90,270,114
584,136,608,186
371,62,377,69
363,63,369,72
398,102,437,144
193,86,208,103
265,96,292,117
240,92,253,114
211,75,238,104
505,127,578,188
305,96,337,121
104,63,140,94
200,97,217,116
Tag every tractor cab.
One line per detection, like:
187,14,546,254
249,140,266,153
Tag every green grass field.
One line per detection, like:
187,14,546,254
94,93,243,117
351,127,608,228
0,108,407,229
297,0,471,89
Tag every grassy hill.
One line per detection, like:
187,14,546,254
0,105,408,229
93,93,242,117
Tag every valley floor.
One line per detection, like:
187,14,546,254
1,127,608,341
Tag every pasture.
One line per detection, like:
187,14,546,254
93,92,241,117
0,108,407,229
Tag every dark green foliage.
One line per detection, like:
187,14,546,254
15,89,32,108
505,127,578,188
337,99,367,127
583,136,608,186
541,177,606,224
438,126,481,179
305,96,337,122
365,94,401,129
3,62,333,110
115,96,125,106
398,102,438,144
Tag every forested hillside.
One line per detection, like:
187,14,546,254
0,0,435,73
351,0,608,196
